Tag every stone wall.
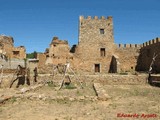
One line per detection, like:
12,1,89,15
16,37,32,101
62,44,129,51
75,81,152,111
0,35,26,60
115,44,140,72
45,37,73,65
35,74,148,85
0,73,148,88
136,38,160,73
11,46,26,59
0,58,25,69
74,74,147,85
0,36,14,45
37,53,46,68
0,35,14,57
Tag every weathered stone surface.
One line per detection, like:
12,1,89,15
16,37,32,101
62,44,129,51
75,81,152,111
137,41,160,73
38,16,143,74
93,83,111,101
0,35,26,70
0,74,147,89
44,37,72,65
1,16,160,75
0,35,26,60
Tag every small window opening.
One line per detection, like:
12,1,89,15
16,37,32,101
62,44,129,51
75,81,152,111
13,51,20,55
95,64,100,72
100,29,105,34
100,48,105,57
131,67,134,69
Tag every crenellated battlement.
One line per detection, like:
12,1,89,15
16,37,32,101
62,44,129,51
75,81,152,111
79,15,112,21
141,37,160,47
117,44,141,48
117,37,160,49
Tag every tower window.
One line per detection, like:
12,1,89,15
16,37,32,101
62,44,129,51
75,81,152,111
95,64,100,72
100,29,105,34
100,48,105,57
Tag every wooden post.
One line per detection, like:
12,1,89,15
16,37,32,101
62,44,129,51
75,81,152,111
0,65,4,87
59,62,83,90
59,64,68,90
69,67,83,88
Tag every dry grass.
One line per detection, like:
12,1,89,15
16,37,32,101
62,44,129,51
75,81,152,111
0,84,160,120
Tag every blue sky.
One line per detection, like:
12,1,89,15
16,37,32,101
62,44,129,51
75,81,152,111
0,0,160,53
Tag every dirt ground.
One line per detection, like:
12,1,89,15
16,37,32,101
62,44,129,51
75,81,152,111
0,83,160,120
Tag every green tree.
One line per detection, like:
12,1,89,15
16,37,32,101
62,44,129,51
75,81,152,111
26,51,37,59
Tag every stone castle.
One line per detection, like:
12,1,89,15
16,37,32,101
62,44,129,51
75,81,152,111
37,16,160,74
0,16,159,73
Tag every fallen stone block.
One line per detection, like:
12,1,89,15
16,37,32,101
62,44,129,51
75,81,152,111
93,83,111,101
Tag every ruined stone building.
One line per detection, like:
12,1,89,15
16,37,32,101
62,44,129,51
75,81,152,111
45,37,73,65
0,35,26,59
37,16,160,74
0,35,26,69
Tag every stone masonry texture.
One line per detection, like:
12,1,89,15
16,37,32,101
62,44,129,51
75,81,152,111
35,16,160,74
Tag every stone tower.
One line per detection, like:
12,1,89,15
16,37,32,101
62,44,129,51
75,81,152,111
75,16,116,73
78,16,114,45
